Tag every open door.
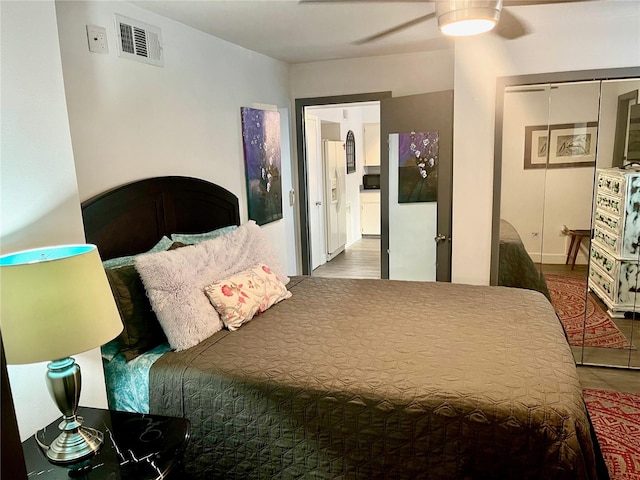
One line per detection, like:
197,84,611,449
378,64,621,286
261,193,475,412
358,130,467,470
305,114,327,271
380,91,453,281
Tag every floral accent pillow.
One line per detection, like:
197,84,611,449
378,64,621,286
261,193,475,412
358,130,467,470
204,264,291,331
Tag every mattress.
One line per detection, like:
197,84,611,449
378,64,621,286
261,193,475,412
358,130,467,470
149,276,597,479
498,219,551,299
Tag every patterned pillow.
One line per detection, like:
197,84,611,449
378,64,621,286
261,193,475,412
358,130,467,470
204,264,291,331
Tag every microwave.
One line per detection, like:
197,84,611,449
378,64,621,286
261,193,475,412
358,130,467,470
363,174,380,190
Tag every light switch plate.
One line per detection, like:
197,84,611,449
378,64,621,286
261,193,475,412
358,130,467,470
86,25,108,54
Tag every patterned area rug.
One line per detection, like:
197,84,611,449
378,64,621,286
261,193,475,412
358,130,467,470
545,274,632,349
584,389,640,480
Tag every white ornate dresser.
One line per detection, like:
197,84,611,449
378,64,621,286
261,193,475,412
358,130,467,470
589,166,640,317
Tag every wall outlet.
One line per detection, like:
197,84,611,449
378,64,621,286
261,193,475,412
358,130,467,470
86,25,108,54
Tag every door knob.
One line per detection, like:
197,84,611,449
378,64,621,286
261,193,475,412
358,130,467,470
315,201,322,206
434,234,449,244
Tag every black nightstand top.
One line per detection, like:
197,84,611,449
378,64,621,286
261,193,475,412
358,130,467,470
22,407,190,480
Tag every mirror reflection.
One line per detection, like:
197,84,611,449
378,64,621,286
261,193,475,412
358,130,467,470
584,78,640,369
495,74,640,369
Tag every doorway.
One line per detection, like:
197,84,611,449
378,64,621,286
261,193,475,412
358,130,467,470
295,90,454,281
304,102,382,279
295,92,391,277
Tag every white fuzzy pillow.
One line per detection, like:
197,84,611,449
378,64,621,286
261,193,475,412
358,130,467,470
135,221,288,351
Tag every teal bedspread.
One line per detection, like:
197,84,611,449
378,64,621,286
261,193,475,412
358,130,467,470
102,341,172,413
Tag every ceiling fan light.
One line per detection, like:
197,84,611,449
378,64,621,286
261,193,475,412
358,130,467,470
440,18,497,37
437,2,502,37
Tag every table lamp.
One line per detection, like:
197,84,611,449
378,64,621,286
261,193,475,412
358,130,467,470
0,244,123,464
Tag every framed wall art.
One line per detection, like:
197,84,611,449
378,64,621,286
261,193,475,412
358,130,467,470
398,131,438,203
240,107,283,226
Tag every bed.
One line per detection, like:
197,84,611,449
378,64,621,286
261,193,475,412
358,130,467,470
82,176,600,480
498,219,551,300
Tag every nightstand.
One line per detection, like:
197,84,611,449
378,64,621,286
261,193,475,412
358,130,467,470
22,407,190,480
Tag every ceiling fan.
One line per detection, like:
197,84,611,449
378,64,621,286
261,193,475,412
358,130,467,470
301,0,591,44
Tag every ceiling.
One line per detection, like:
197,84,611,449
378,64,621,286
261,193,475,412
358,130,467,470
129,0,450,63
129,1,625,64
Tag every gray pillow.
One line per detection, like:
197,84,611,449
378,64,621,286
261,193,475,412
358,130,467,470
135,221,288,351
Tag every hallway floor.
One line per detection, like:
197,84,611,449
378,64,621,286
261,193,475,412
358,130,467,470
312,236,380,279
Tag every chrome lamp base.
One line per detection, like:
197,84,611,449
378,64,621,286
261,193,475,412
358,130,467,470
43,420,104,464
38,357,104,464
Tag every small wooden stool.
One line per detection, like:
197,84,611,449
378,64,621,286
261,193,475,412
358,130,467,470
566,229,591,270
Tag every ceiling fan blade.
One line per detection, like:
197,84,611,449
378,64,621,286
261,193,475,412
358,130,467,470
300,0,429,3
503,0,594,5
494,8,529,40
353,12,436,44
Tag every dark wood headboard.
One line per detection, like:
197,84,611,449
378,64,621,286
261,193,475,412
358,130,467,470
81,176,240,260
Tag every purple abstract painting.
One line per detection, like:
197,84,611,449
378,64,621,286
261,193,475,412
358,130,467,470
241,107,283,225
398,131,438,203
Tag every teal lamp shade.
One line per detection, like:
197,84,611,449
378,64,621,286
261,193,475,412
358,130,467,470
0,244,123,464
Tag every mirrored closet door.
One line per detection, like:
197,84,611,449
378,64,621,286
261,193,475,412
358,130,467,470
492,69,640,369
583,78,640,369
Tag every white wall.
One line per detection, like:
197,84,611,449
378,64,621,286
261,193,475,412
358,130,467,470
1,0,108,440
452,0,640,285
54,1,295,274
290,50,455,99
279,107,298,275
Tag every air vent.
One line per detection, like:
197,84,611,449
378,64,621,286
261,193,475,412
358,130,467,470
115,14,163,67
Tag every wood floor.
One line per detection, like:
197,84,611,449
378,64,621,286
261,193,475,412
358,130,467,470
312,239,639,392
312,236,381,279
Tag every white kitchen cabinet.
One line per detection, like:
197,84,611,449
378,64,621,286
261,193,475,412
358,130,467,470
360,190,380,235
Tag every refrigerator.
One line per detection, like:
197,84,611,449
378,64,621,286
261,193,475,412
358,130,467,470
323,140,347,261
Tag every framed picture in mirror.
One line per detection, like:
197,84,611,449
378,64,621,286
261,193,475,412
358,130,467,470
523,125,549,169
524,122,597,169
548,122,598,167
